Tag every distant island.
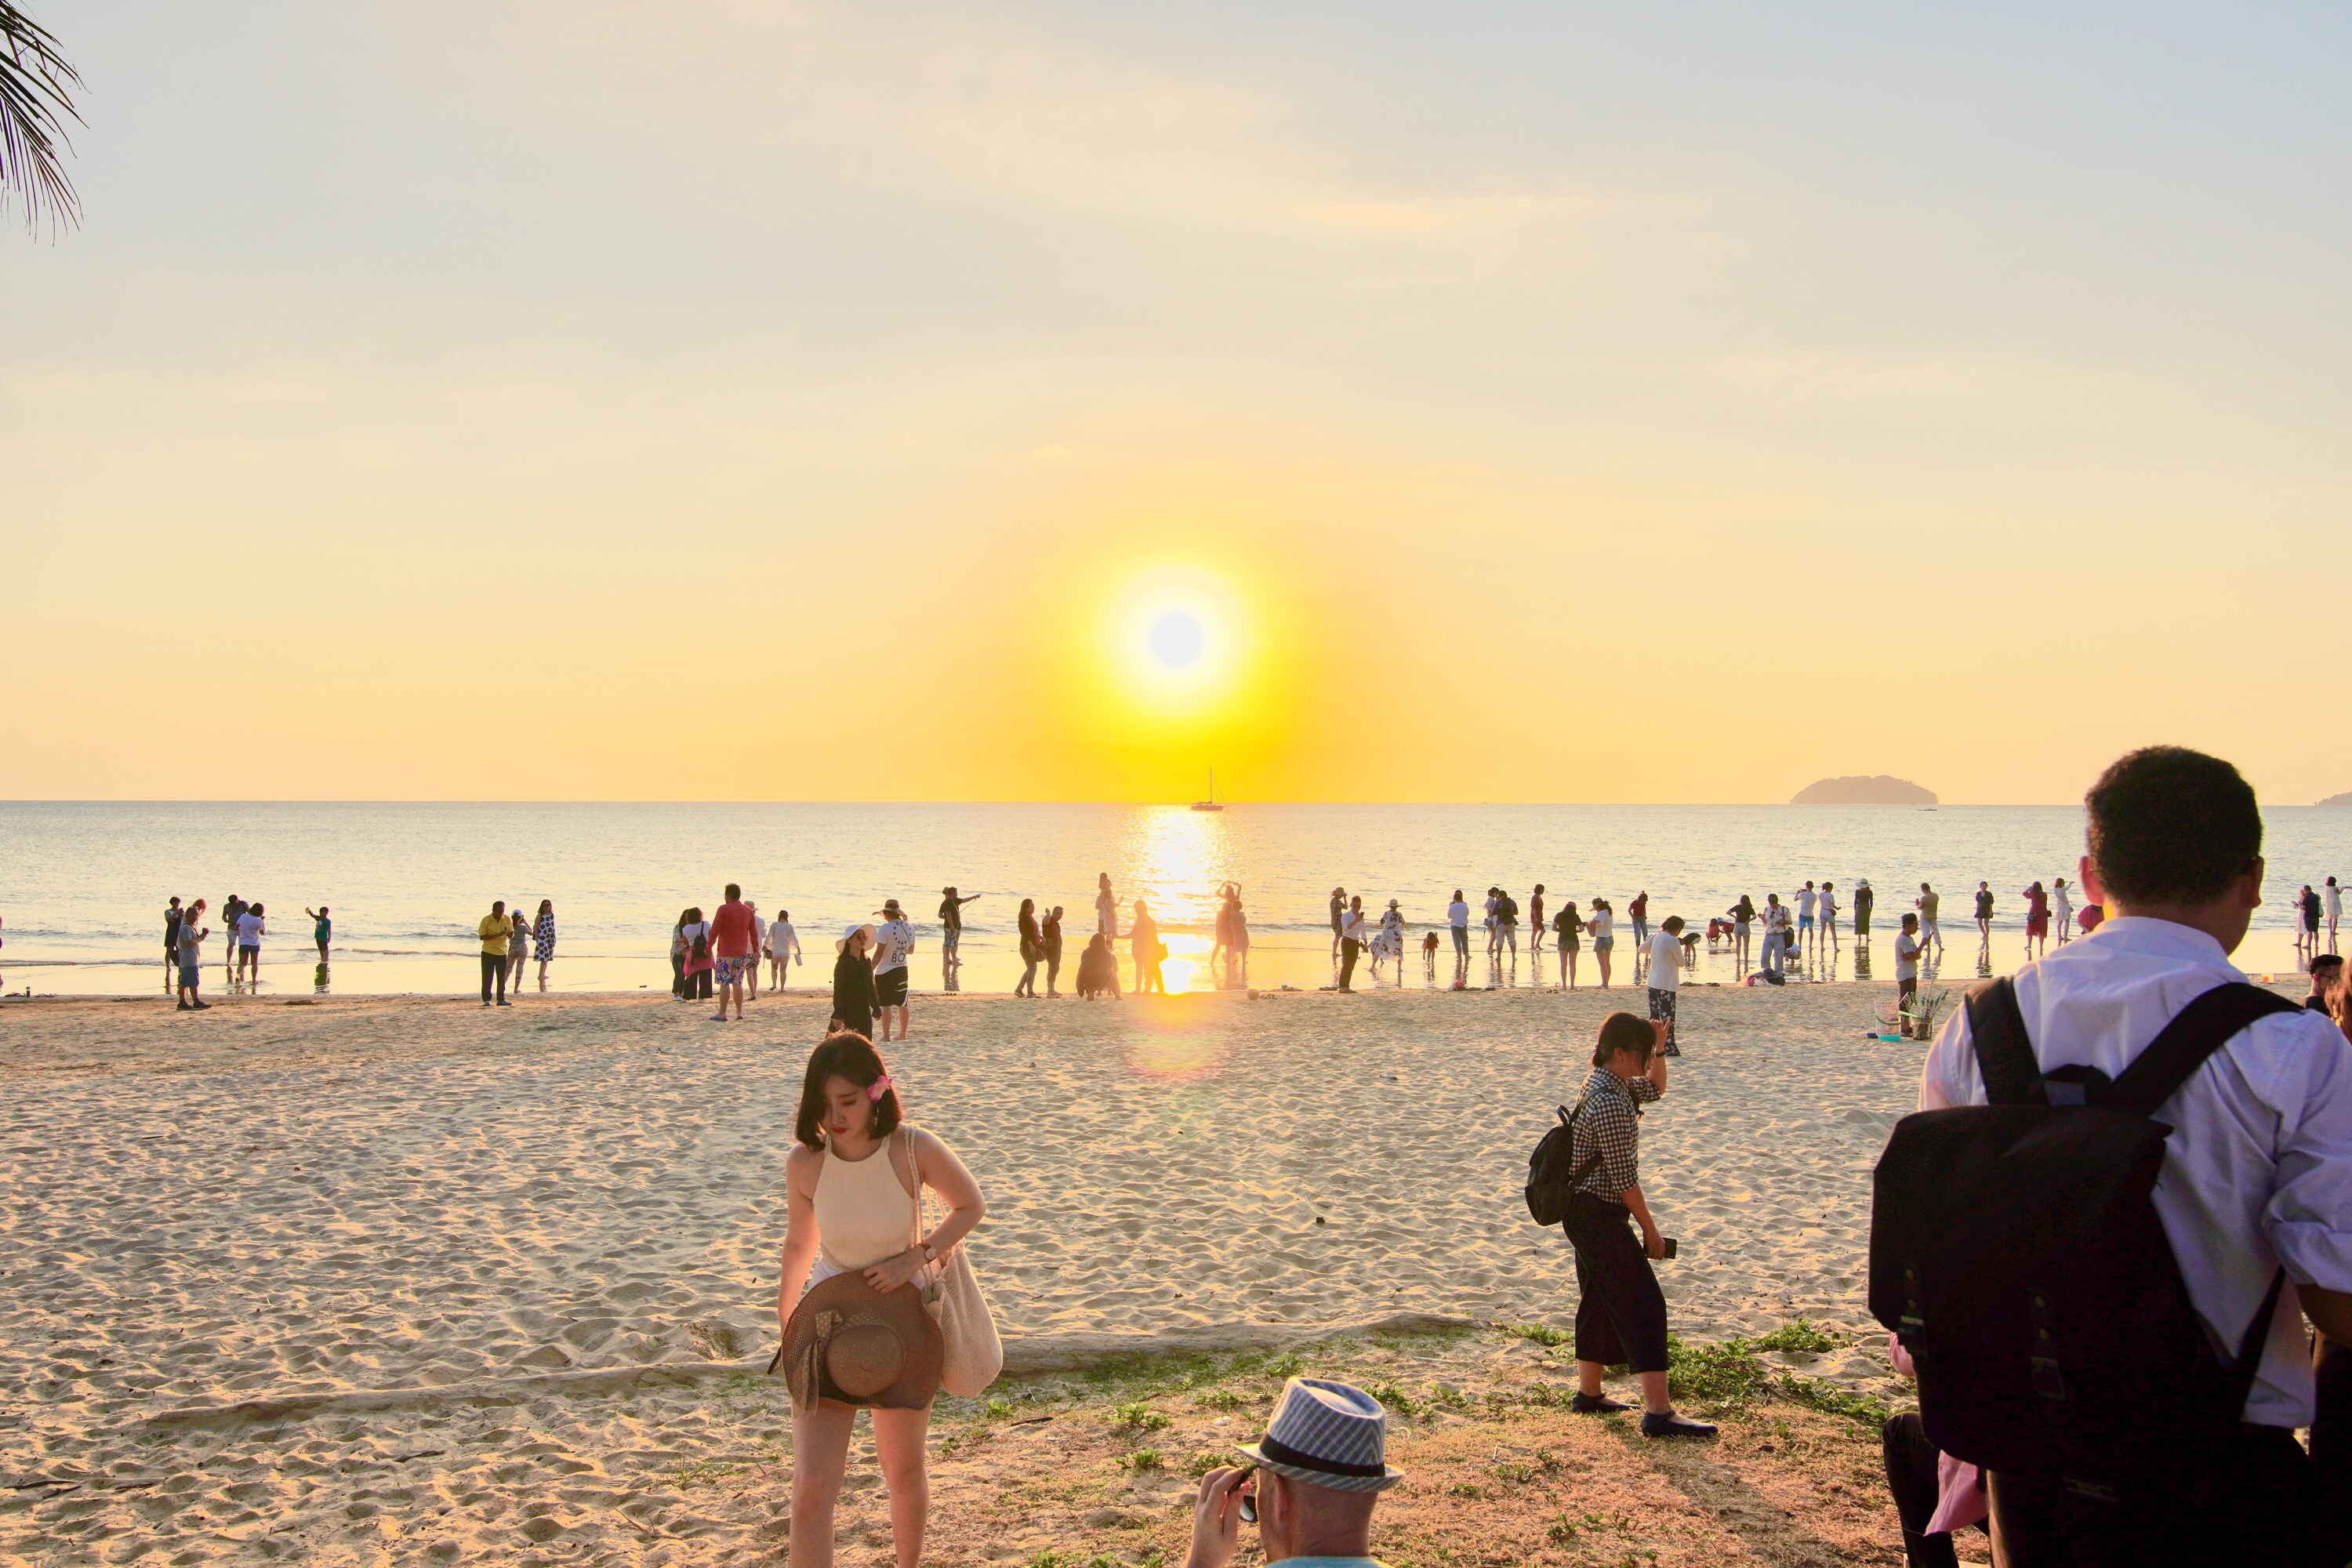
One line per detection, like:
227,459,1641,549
2320,792,2352,808
1790,775,1939,806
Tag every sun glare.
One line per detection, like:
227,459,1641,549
1112,569,1244,713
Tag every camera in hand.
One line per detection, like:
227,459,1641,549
1661,1237,1679,1260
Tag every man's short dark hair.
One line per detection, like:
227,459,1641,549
725,883,741,901
2085,746,2262,906
2312,955,2345,978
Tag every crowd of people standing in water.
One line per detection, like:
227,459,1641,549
125,858,2339,1013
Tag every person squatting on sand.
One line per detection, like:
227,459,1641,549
1075,931,1121,998
777,1033,985,1568
1185,1377,1405,1568
1912,746,2352,1563
1560,1012,1715,1439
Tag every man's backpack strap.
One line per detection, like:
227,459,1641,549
2104,983,2302,1120
1965,978,2042,1106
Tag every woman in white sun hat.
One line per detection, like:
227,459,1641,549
1185,1376,1403,1568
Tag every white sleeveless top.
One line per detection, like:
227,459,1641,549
812,1134,917,1276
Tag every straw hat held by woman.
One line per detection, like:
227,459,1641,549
779,1033,986,1568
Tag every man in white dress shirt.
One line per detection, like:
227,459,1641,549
1918,746,2352,1562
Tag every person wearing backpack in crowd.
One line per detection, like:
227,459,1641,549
1558,1011,1713,1439
1901,746,2352,1565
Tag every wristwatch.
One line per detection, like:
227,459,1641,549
920,1240,939,1265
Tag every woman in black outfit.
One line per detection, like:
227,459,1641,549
1042,905,1065,997
1014,898,1042,998
1563,1011,1714,1439
670,907,692,998
830,924,877,1037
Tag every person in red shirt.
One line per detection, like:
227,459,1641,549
709,883,759,1022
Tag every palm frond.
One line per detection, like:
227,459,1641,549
0,1,84,233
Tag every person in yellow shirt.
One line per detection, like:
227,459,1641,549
478,901,512,1007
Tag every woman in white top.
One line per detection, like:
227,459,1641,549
779,1033,985,1568
1094,873,1119,939
1587,898,1617,989
2052,877,2074,944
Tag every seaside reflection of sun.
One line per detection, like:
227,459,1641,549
1121,1007,1229,1081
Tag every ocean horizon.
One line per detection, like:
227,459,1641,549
5,801,2344,999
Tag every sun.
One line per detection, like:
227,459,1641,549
1109,568,1244,715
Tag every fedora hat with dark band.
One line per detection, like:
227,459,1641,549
771,1270,943,1410
1237,1377,1403,1494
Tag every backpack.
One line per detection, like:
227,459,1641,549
1524,1097,1602,1225
1868,978,2296,1497
1499,895,1519,923
690,925,710,963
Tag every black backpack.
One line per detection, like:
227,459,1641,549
690,926,710,963
1525,1097,1602,1225
1869,978,2296,1497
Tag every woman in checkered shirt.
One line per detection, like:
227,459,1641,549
1561,1011,1715,1439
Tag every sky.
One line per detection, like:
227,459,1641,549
5,2,2349,804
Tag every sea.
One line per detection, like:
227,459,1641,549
2,802,2345,999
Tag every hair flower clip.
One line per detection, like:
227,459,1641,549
866,1076,893,1102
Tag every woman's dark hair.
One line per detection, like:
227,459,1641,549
795,1031,903,1149
1592,1011,1657,1068
2085,746,2261,906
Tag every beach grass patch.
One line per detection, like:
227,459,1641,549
1753,1320,1838,1355
1184,1450,1228,1478
1192,1388,1245,1411
1112,1400,1171,1432
1120,1448,1163,1472
985,1396,1018,1420
1665,1334,1770,1412
1502,1323,1570,1348
1261,1351,1303,1380
1366,1379,1419,1415
1774,1372,1893,1428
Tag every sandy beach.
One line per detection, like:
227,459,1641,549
2,982,1976,1563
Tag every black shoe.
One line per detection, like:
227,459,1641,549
191,1001,210,1010
1641,1410,1716,1439
176,1002,191,1011
1570,1392,1632,1414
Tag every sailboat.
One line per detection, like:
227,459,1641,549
1189,769,1225,811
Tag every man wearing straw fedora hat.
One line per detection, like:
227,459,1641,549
1185,1377,1402,1568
